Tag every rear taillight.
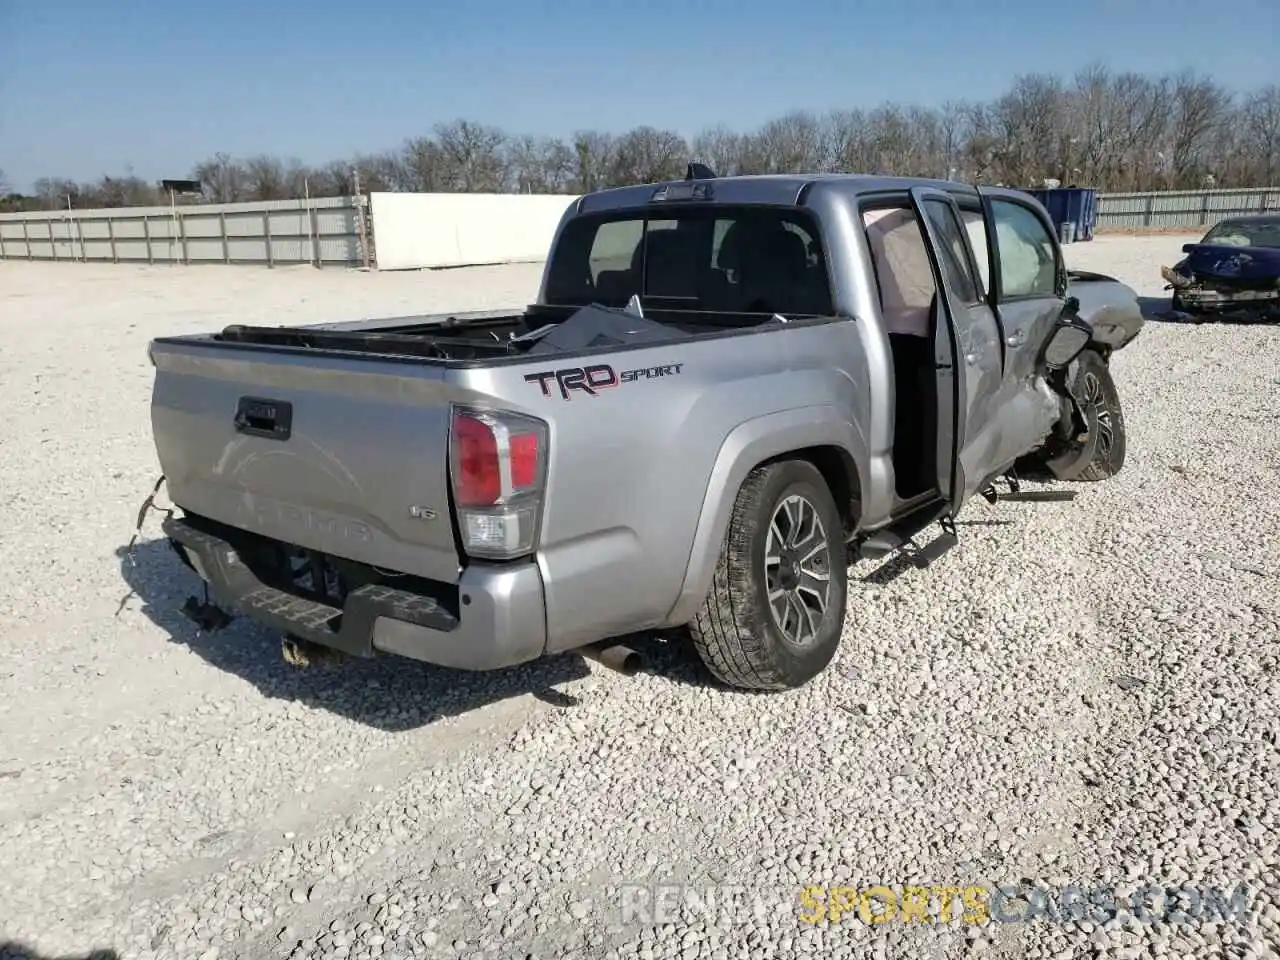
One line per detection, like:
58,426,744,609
448,406,548,560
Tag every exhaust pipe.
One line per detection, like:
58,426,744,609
281,634,349,669
572,641,646,676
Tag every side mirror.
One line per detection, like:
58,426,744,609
1041,315,1092,370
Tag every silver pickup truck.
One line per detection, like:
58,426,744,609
145,169,1144,691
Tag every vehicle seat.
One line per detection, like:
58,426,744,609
740,228,818,314
594,241,643,302
642,228,702,299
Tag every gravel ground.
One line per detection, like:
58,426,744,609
1,235,1277,960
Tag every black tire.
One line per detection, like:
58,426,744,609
1171,292,1209,323
1051,350,1127,482
1170,292,1198,320
689,459,848,691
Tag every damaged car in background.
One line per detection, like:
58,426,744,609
1161,214,1280,321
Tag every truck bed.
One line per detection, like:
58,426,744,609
158,302,805,365
147,301,837,587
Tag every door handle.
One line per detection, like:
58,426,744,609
1006,331,1026,347
965,353,980,365
234,396,293,440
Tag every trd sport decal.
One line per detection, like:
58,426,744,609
524,363,685,400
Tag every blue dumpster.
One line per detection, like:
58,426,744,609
1022,188,1097,242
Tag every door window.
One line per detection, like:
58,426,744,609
989,200,1059,299
959,208,991,295
921,199,982,305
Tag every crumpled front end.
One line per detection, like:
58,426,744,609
1161,245,1280,320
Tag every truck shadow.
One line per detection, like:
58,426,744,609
115,537,605,730
1137,295,1188,322
115,539,713,729
0,943,118,960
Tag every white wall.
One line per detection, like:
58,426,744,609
370,192,580,271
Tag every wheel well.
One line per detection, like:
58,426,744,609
764,445,861,538
1085,341,1113,363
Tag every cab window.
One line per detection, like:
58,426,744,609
989,200,1059,299
959,208,991,295
544,206,834,319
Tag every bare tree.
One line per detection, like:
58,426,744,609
399,137,446,192
1167,71,1233,188
690,125,744,177
1241,86,1280,187
191,153,248,203
990,74,1071,185
91,173,158,208
433,120,510,192
31,177,79,209
827,109,872,174
607,126,687,186
17,69,1280,211
937,101,973,179
243,155,291,201
570,131,615,193
508,136,576,193
737,111,830,174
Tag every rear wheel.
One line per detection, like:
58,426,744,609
689,459,848,691
1049,350,1127,482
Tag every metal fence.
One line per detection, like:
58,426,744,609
1096,187,1280,230
3,187,1278,267
0,195,369,266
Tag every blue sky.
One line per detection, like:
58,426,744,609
1,0,1276,191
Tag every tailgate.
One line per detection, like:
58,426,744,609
149,340,462,583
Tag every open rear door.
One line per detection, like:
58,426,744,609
907,186,973,519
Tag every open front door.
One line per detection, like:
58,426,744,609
907,186,977,518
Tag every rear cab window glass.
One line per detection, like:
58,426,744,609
545,206,834,319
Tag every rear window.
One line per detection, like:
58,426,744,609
544,206,834,318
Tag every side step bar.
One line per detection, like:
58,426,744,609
855,499,957,570
909,527,958,568
855,471,1078,574
855,499,947,562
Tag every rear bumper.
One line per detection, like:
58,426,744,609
162,517,547,671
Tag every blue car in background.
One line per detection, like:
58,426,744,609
1161,214,1280,321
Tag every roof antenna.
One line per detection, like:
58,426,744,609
625,293,645,318
685,162,716,181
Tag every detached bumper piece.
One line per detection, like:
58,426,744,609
162,516,458,658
